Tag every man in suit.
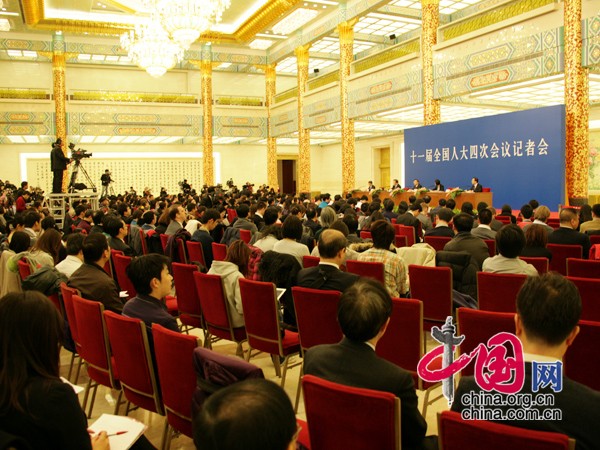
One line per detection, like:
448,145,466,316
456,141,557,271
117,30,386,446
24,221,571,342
470,177,483,192
471,208,496,240
452,273,600,449
425,207,455,238
296,229,359,291
396,201,422,243
548,208,591,258
104,215,134,256
304,279,435,450
444,213,489,270
50,138,70,194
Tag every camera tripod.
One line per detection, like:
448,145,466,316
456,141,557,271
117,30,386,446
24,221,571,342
68,159,97,193
101,181,116,197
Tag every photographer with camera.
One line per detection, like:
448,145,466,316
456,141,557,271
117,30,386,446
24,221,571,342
50,138,70,193
100,169,113,197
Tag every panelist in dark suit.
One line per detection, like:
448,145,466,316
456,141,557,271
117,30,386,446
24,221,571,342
412,179,423,190
432,179,445,191
452,274,600,450
296,229,359,291
470,176,483,192
304,279,435,450
548,208,591,259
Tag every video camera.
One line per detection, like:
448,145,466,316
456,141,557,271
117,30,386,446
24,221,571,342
68,143,92,161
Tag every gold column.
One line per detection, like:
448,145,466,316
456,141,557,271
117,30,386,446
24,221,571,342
200,50,214,186
265,64,279,191
565,0,589,205
422,0,440,125
52,33,68,191
338,20,357,194
296,44,311,194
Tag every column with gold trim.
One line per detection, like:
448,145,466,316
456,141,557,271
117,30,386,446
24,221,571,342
52,33,68,191
296,44,311,194
265,64,279,190
200,45,214,186
422,0,440,125
338,20,357,194
564,0,589,205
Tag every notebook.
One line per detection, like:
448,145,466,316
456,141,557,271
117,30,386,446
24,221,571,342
88,414,147,450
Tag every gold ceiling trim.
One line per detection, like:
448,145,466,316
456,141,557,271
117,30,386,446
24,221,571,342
103,0,136,15
22,0,302,43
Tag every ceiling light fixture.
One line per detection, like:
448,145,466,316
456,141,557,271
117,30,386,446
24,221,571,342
0,17,9,31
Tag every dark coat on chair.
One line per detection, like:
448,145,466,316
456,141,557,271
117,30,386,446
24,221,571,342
304,337,428,450
258,251,302,326
296,264,359,292
444,232,489,270
436,250,478,300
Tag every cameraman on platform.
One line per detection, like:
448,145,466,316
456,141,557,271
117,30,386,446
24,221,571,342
50,138,70,193
100,169,113,197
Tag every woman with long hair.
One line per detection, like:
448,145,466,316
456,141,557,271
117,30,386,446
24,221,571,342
32,228,63,266
0,291,109,449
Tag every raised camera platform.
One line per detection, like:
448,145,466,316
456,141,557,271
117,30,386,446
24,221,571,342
47,192,99,229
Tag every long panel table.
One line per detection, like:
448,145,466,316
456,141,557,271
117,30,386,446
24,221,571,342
352,191,493,210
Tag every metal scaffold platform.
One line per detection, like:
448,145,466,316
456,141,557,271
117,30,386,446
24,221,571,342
47,192,99,229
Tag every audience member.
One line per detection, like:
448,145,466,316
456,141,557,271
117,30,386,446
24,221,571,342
580,203,600,233
165,204,186,235
31,228,62,267
497,204,517,224
55,233,85,277
272,216,309,266
0,231,30,296
232,204,258,234
104,215,134,256
520,224,552,260
482,225,537,276
191,208,221,269
548,208,591,258
523,205,553,235
519,204,534,224
443,213,489,270
23,210,41,246
471,208,496,240
424,208,455,238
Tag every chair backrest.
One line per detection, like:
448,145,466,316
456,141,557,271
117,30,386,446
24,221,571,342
566,276,600,322
194,272,246,343
186,240,206,267
113,253,136,299
359,230,372,240
60,283,81,350
394,235,408,248
477,272,527,313
239,229,251,244
547,217,560,229
376,298,423,384
239,278,285,356
138,228,149,255
227,208,237,221
17,259,32,281
547,244,583,275
438,410,573,450
408,265,452,329
424,235,452,252
496,215,512,224
303,255,320,268
566,258,600,279
345,260,385,285
176,238,188,263
152,324,198,438
71,295,119,389
484,239,496,257
394,224,415,246
590,234,600,246
172,262,201,327
564,319,600,392
160,233,169,252
292,287,342,352
456,308,515,377
103,311,163,415
518,256,549,274
212,242,227,262
302,374,401,450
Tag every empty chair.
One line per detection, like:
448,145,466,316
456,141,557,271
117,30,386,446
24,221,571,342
160,233,169,252
394,235,408,248
239,228,251,244
477,272,527,313
438,411,573,450
564,319,600,392
346,260,385,285
186,240,206,267
60,282,83,383
152,324,199,449
138,228,149,255
408,265,452,330
112,253,136,300
239,278,300,387
359,230,372,240
566,258,600,279
519,256,549,274
171,262,204,334
484,239,496,257
302,255,320,268
424,235,452,252
566,276,600,321
71,295,122,418
547,244,582,276
302,374,401,450
212,242,227,262
394,224,415,246
194,271,247,357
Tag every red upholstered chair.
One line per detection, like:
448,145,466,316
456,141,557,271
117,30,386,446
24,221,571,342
160,233,169,252
346,260,385,285
408,265,452,330
212,242,227,261
377,297,441,417
193,272,247,357
496,215,511,225
477,272,527,313
227,208,237,221
566,258,600,279
103,260,113,277
112,253,136,300
394,235,408,248
547,244,582,276
175,238,188,263
519,256,549,274
564,319,600,392
547,217,560,229
171,262,204,334
456,308,515,377
303,255,320,268
302,374,401,450
566,276,600,321
138,228,149,255
239,278,301,387
60,283,83,382
484,239,496,257
394,224,415,246
239,228,251,244
186,240,206,267
72,295,122,418
103,311,164,417
590,235,600,247
424,235,451,252
152,324,198,449
482,187,491,193
438,410,574,450
17,259,32,281
359,230,372,240
46,293,63,316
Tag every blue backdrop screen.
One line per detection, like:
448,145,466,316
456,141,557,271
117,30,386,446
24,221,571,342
404,105,565,208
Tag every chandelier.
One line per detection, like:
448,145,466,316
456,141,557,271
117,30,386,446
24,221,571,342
120,13,183,78
155,0,231,50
